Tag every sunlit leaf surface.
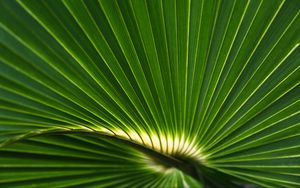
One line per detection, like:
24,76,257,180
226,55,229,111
0,0,299,187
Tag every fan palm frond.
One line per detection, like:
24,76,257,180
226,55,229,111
0,0,299,187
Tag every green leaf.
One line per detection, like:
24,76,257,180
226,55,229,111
0,0,299,187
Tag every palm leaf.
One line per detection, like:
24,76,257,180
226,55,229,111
0,0,299,187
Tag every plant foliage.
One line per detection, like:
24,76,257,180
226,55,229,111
0,0,299,187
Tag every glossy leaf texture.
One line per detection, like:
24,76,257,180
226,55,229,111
0,0,299,187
